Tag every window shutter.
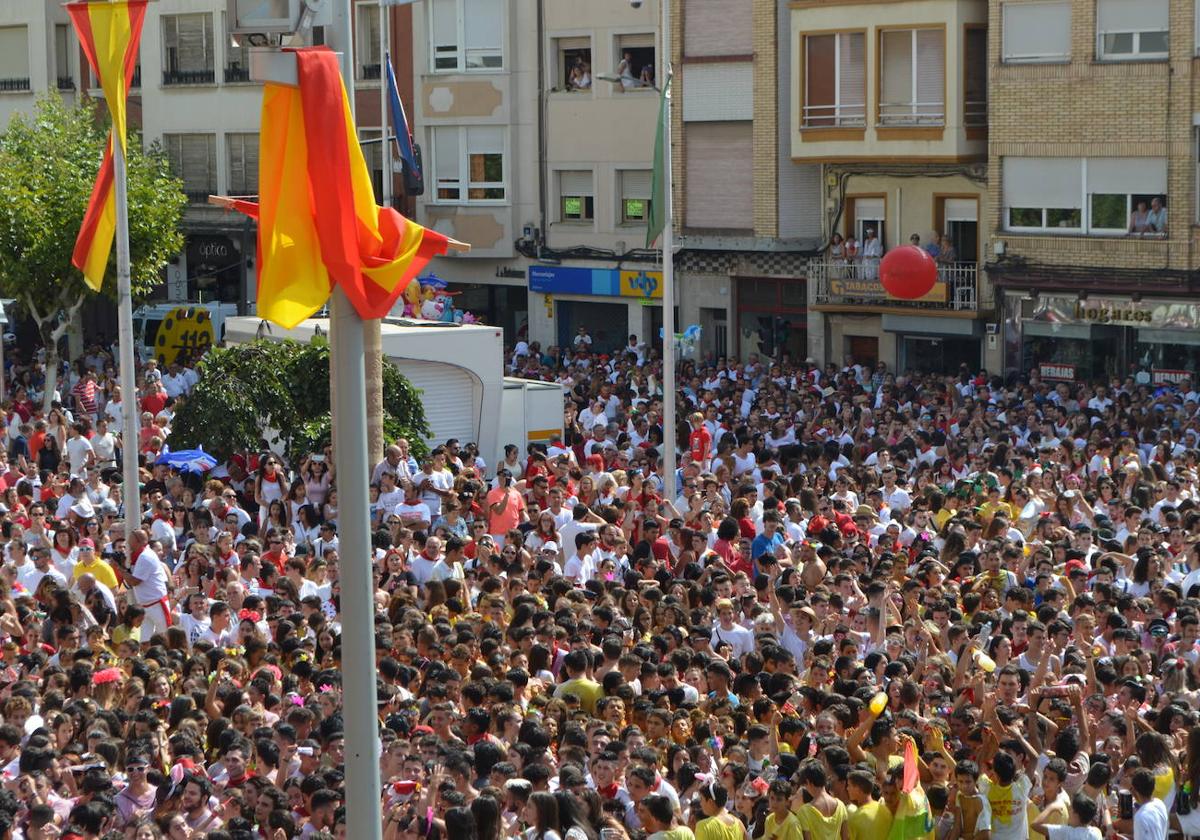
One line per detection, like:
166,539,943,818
880,30,912,106
1097,0,1167,32
358,5,381,66
0,27,29,81
434,127,460,183
1003,157,1082,208
622,171,652,200
463,0,502,67
944,199,978,221
838,33,865,110
560,171,593,196
1086,158,1167,195
170,15,212,73
1002,2,1070,60
431,0,458,66
805,35,836,124
684,122,753,230
227,133,259,195
854,197,885,220
915,29,944,118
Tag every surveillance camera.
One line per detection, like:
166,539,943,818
629,0,643,8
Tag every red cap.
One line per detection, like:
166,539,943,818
807,515,829,537
1064,559,1087,575
79,538,95,549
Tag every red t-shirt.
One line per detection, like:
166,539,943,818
688,427,712,464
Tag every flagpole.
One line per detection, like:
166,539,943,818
328,2,384,839
114,134,140,546
660,0,677,504
379,1,392,210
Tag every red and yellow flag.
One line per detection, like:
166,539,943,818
237,48,448,328
67,0,148,291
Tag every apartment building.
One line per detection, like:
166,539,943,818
793,0,996,373
986,0,1200,384
1,1,416,316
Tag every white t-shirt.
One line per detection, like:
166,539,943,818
65,435,94,475
563,552,594,583
409,554,437,586
711,622,755,658
1133,799,1169,840
978,775,1032,840
131,546,170,605
1043,825,1101,840
417,470,454,517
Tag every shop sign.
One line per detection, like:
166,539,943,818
528,266,663,300
828,276,946,304
1153,368,1192,385
1039,362,1076,381
1029,296,1200,330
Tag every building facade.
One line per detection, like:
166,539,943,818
0,2,82,131
791,0,998,374
986,0,1200,385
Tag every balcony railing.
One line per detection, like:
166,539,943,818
965,99,987,128
360,63,382,80
802,103,866,128
57,75,75,90
224,65,250,83
163,68,215,86
878,101,945,127
0,78,31,92
184,189,215,205
131,66,141,88
810,259,983,312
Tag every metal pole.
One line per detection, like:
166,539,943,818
114,137,140,547
660,0,677,504
328,3,383,839
379,0,392,210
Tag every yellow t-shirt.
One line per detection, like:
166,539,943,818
1028,791,1068,840
848,800,893,840
797,800,849,840
553,677,604,714
73,558,119,591
765,811,804,840
696,814,744,840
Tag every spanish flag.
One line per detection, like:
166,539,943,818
67,1,148,292
886,737,933,840
238,48,449,328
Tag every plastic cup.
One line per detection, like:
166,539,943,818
869,691,888,716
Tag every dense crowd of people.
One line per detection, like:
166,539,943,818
0,331,1198,840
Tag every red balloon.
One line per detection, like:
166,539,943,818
879,245,937,300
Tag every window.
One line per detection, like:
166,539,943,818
616,34,656,90
356,2,382,80
556,37,592,92
1097,0,1168,60
0,26,31,92
225,13,251,82
802,32,865,127
558,171,594,222
226,133,259,196
55,24,74,90
162,14,215,85
1001,1,1070,63
430,0,503,72
964,27,987,128
619,170,652,224
851,197,886,248
164,133,218,204
1003,157,1167,234
431,126,506,203
879,28,945,126
360,129,385,202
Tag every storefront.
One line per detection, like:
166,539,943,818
736,276,807,361
451,282,529,345
1007,294,1200,382
527,265,663,356
882,314,983,374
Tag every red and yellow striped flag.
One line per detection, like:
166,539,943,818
67,1,148,291
232,48,449,328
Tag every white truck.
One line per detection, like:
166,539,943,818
222,316,563,472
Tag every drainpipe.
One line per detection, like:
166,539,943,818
536,0,548,248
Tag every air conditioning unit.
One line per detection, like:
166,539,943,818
227,0,331,36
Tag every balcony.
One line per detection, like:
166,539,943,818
184,190,215,205
802,103,866,128
0,78,31,93
810,260,985,312
224,65,250,83
878,101,944,127
360,64,382,81
57,76,75,91
163,68,215,86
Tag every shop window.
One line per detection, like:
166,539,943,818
803,32,865,127
558,171,594,222
619,170,651,225
432,126,506,204
615,34,656,90
1097,0,1168,61
1001,1,1070,64
556,38,592,91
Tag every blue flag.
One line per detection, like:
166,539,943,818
385,52,420,179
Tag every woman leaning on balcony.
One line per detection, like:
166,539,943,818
828,232,847,279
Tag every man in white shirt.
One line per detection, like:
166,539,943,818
394,483,432,530
91,419,117,468
564,532,598,583
117,529,173,642
64,422,95,477
408,537,441,587
880,467,912,514
415,449,454,518
1131,768,1168,840
19,546,67,594
162,363,190,399
711,598,755,659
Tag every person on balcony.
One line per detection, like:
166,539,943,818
935,234,957,266
828,233,846,278
1147,196,1167,236
843,234,859,278
861,229,882,279
1129,200,1152,235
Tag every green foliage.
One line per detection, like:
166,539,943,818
0,94,186,314
170,338,429,464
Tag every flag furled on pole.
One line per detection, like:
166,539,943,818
645,77,670,249
385,52,420,179
234,48,448,329
67,0,148,291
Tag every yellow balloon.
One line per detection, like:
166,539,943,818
154,307,215,367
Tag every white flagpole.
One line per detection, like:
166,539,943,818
380,0,392,210
660,0,676,504
114,133,139,546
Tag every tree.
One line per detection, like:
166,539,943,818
0,95,186,410
169,337,430,464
